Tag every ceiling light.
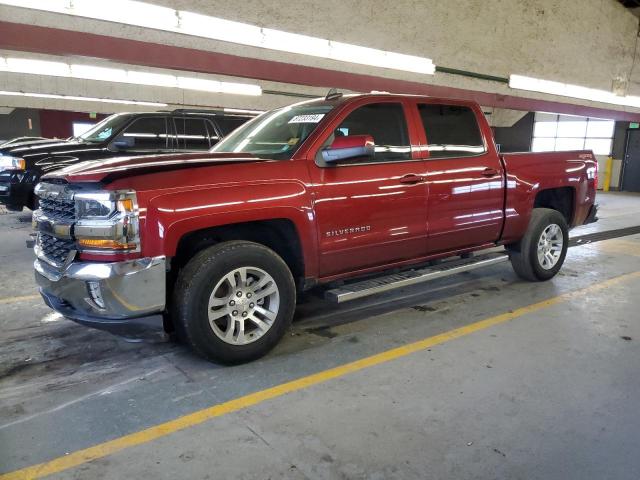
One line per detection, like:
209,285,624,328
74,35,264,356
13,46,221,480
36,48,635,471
223,107,266,115
126,70,176,88
0,56,262,96
70,64,128,82
509,74,640,109
4,57,70,77
0,0,436,75
0,90,167,106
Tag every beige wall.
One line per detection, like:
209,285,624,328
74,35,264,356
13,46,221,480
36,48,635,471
0,1,638,114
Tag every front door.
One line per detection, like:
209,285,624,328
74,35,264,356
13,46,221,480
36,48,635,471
623,129,640,192
308,100,429,278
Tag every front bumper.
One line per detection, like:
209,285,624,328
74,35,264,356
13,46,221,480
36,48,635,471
35,255,167,339
0,180,16,203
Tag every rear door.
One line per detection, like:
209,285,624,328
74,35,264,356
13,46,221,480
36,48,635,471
622,129,640,192
307,98,429,277
415,101,505,253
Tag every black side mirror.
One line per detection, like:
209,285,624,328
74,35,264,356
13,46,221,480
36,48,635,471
110,136,135,151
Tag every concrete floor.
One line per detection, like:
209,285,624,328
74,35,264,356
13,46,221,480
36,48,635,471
1,192,640,479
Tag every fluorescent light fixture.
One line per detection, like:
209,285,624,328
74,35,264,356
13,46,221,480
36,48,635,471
223,107,266,115
6,57,70,77
0,0,436,75
0,90,167,106
509,74,640,109
70,64,128,83
0,56,261,96
126,70,176,88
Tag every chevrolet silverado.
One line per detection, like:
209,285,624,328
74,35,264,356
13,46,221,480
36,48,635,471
32,93,598,364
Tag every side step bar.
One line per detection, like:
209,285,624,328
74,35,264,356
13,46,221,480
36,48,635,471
324,252,510,303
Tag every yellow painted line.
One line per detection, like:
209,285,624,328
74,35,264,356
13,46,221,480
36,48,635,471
2,270,640,480
0,294,40,305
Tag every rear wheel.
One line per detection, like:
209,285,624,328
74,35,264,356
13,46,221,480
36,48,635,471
172,241,296,364
508,208,568,281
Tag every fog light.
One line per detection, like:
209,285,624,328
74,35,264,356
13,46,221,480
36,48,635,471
87,281,105,309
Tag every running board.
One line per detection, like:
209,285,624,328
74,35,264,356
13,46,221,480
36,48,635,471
324,252,510,303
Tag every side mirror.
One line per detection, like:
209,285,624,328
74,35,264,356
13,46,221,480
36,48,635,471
110,136,135,151
321,135,375,163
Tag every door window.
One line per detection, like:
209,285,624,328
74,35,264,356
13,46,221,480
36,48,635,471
418,104,485,158
216,116,252,136
174,117,213,150
119,117,168,150
334,102,411,163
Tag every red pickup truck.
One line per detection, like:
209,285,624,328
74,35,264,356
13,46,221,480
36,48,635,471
32,93,598,363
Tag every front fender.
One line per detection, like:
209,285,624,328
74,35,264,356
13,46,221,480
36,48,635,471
141,180,318,277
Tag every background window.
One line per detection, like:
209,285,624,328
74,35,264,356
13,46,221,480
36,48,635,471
216,116,250,136
418,104,485,158
532,113,614,155
120,117,168,150
336,103,411,162
174,117,211,150
72,122,94,138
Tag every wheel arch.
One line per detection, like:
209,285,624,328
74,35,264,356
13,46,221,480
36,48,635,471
533,186,575,225
170,218,307,289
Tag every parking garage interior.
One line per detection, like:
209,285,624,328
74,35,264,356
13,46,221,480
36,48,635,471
2,1,640,479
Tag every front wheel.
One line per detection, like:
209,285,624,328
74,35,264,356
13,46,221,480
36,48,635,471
172,241,296,364
508,208,568,282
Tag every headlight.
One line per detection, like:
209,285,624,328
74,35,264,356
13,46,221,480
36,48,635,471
74,190,140,253
0,155,26,170
75,192,115,219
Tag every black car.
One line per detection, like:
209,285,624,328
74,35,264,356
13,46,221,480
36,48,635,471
0,110,254,211
0,136,52,147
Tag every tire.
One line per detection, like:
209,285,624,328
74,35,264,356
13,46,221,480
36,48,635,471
172,241,296,364
4,204,23,212
508,208,568,282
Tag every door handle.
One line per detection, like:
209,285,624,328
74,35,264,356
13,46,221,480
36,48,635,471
399,174,425,184
481,168,499,177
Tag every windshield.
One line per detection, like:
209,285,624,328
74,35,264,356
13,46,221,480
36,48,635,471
211,103,336,159
77,114,132,143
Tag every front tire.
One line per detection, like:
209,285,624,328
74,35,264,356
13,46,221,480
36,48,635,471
172,241,296,364
508,208,568,282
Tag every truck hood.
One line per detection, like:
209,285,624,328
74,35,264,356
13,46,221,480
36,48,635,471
0,139,79,157
43,151,264,183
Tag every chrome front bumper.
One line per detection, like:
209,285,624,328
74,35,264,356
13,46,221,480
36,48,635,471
35,255,167,337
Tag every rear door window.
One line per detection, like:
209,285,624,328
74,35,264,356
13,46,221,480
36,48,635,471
174,117,212,150
118,117,169,150
418,104,485,158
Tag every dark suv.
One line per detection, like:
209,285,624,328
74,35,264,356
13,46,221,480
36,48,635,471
0,110,254,211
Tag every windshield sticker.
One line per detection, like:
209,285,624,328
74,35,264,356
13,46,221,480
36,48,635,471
97,128,112,139
288,114,325,124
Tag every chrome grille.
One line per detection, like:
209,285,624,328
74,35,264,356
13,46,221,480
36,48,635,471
39,196,75,222
38,233,75,266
